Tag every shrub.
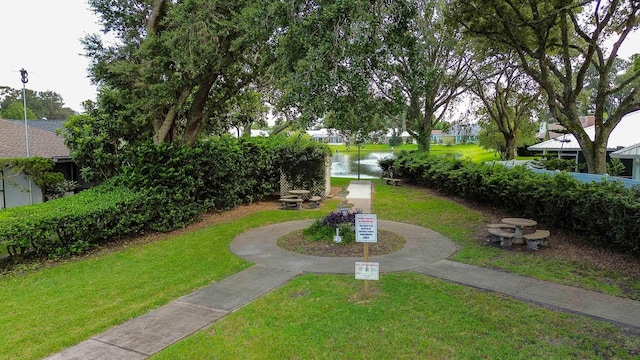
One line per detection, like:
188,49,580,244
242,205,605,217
1,136,330,261
395,151,640,254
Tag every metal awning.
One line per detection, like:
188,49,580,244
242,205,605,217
611,143,640,159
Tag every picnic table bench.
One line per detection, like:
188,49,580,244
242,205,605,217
279,198,303,210
523,230,551,251
383,178,402,186
487,228,515,247
308,196,322,208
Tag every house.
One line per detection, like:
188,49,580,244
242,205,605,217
0,119,80,209
383,129,413,144
528,111,640,174
611,143,640,180
537,115,595,140
430,123,480,145
306,129,344,144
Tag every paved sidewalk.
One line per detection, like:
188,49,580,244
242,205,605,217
47,180,640,359
346,180,372,213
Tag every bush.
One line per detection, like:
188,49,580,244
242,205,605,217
1,136,330,261
395,151,640,254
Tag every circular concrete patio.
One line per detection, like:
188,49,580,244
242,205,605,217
230,219,458,274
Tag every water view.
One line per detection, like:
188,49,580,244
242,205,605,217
330,151,395,179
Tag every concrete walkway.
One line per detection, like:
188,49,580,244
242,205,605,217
47,181,640,359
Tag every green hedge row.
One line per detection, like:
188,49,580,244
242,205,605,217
0,185,148,258
1,135,329,259
395,152,640,254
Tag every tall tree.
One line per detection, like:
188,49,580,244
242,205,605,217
449,0,640,173
371,0,474,152
268,0,382,132
84,0,278,146
468,52,541,159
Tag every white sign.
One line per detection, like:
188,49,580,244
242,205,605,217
355,261,379,280
355,214,377,243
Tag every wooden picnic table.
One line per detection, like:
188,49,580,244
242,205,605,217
501,218,537,244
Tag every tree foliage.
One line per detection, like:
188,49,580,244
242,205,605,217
85,0,279,146
469,51,541,159
0,86,76,119
448,0,640,173
371,0,474,152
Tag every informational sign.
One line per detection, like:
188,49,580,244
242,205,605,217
355,214,377,243
355,261,379,280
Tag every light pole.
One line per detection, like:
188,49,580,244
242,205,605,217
20,68,30,157
20,68,33,204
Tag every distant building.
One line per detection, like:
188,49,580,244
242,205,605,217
307,129,344,144
528,111,640,175
0,119,81,208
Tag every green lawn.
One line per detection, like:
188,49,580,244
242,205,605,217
153,273,639,359
1,179,639,359
329,143,501,163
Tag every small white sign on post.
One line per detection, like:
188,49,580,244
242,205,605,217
355,261,379,280
355,214,377,243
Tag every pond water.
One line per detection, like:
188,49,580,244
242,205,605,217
330,151,395,179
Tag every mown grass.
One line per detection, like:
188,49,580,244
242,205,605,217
328,143,501,163
2,178,639,359
153,273,640,359
373,179,640,298
0,210,323,360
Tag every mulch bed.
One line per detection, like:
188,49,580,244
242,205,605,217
277,229,406,257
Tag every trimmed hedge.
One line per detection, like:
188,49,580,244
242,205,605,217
1,135,329,259
0,184,149,258
395,152,640,254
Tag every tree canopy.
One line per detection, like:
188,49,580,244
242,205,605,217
84,0,280,146
448,0,640,173
0,86,76,120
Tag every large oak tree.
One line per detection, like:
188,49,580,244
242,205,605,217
449,0,640,173
84,0,279,146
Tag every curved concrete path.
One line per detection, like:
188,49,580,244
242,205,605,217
230,219,457,273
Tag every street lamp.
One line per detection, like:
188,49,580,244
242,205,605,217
20,68,30,157
20,68,33,203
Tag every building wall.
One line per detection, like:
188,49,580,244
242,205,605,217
1,169,44,209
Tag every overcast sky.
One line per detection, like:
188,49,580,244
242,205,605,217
1,1,639,115
0,0,100,113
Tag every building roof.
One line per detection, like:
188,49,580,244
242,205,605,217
529,111,640,152
6,119,66,133
611,143,640,159
0,119,70,159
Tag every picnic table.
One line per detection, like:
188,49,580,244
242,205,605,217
288,189,310,199
501,218,537,244
279,189,312,210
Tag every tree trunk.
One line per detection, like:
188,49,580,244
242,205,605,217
147,0,167,35
504,133,516,160
182,75,217,146
153,87,191,144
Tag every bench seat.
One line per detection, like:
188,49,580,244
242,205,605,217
279,198,303,210
383,178,401,186
523,230,550,250
487,228,515,247
309,196,322,208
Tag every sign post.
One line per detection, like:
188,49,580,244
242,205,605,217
355,214,378,299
